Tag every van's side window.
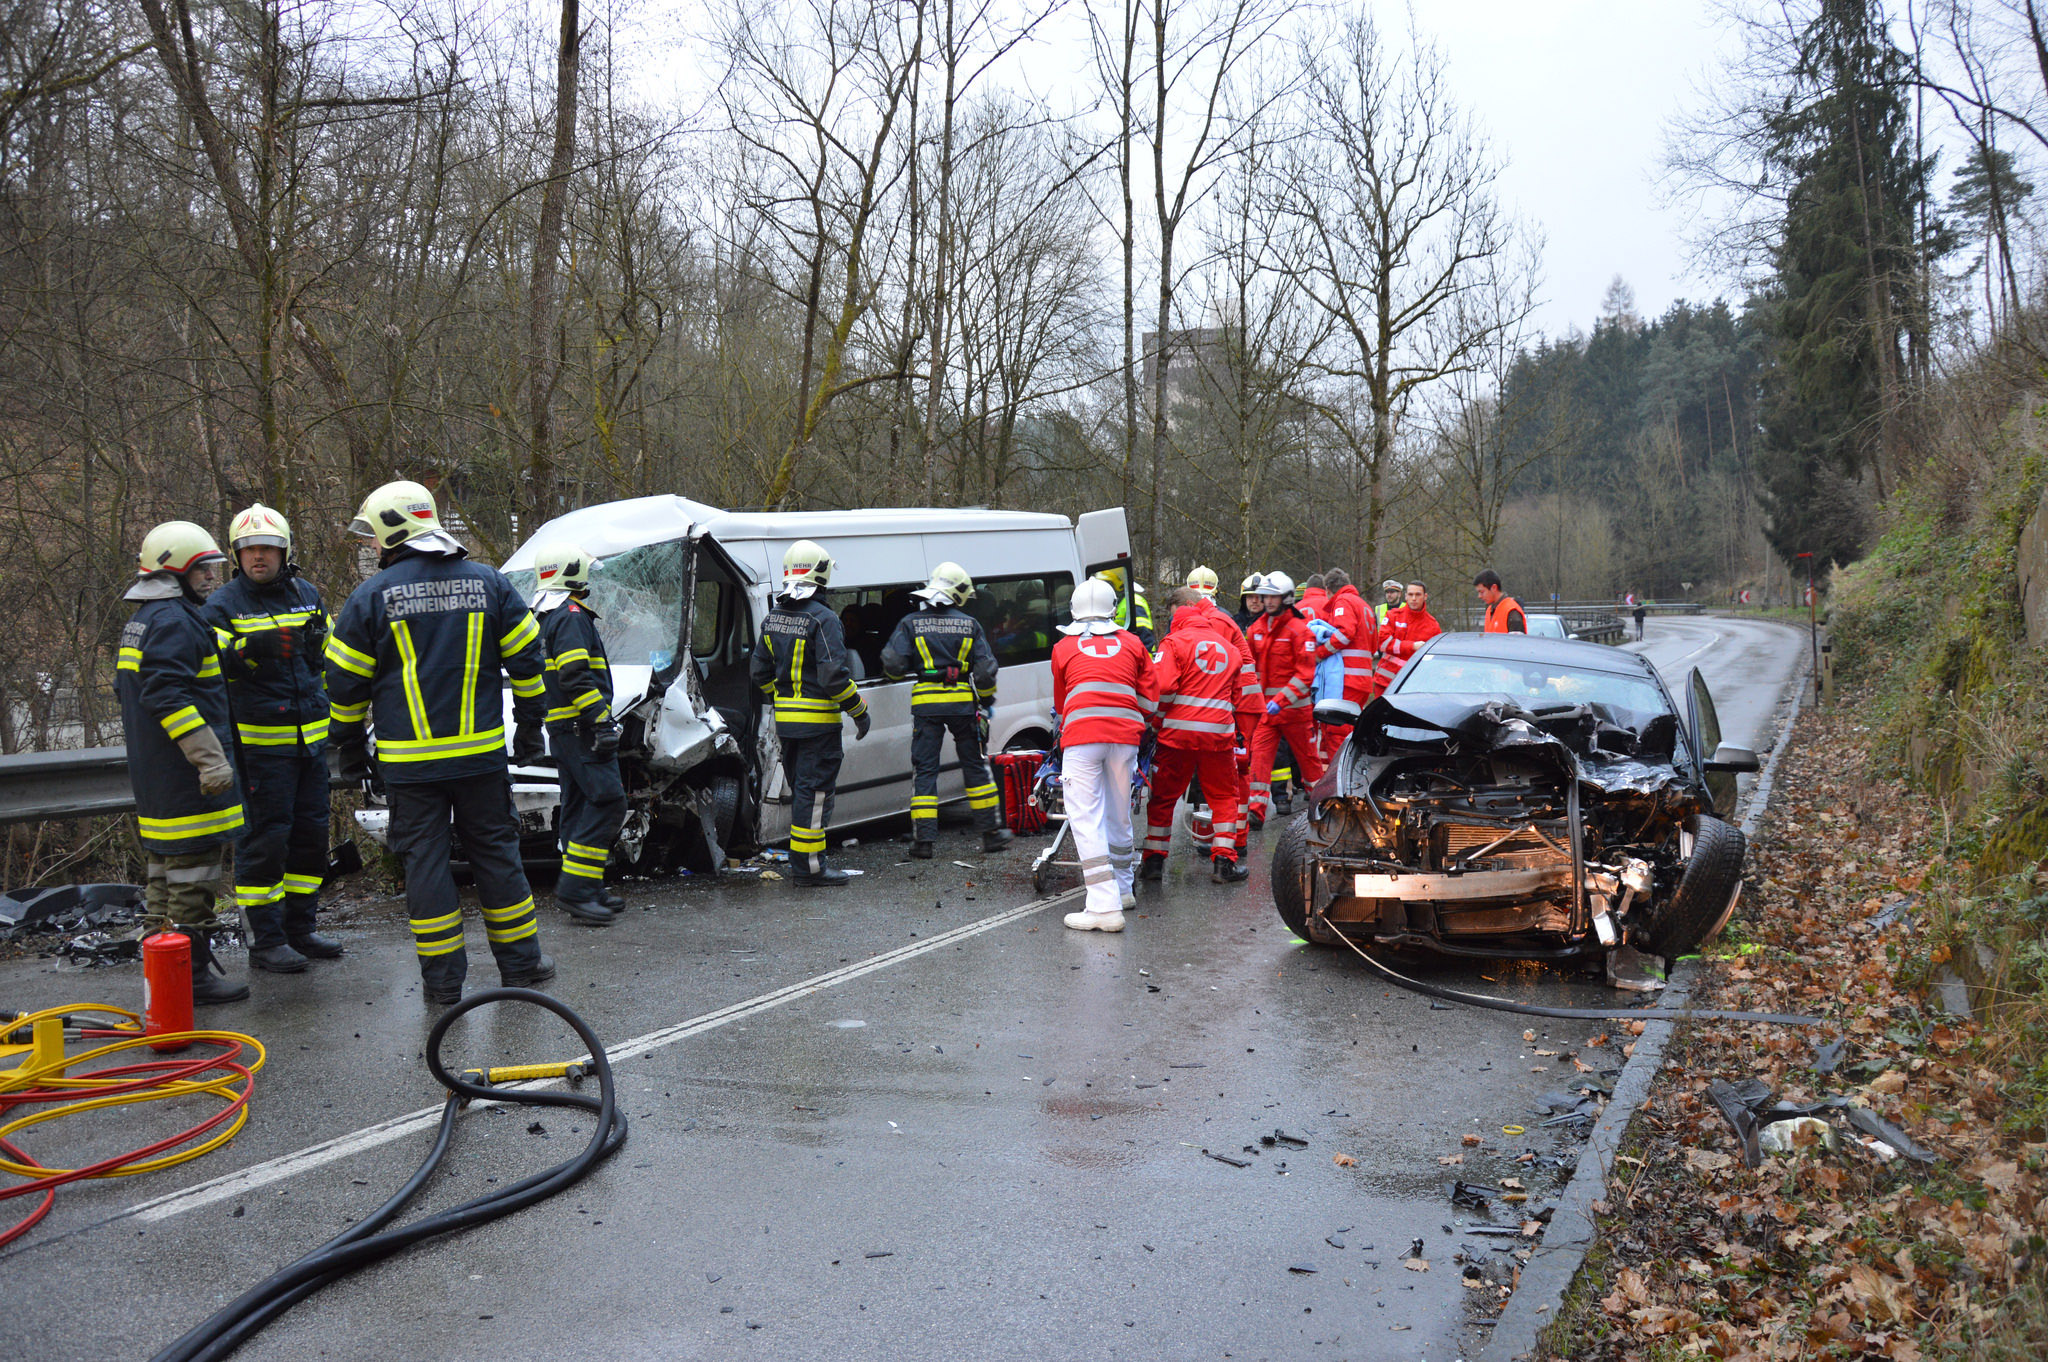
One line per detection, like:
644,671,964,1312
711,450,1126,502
823,583,923,683
967,573,1074,668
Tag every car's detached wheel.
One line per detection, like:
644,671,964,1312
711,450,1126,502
1645,813,1746,959
1271,813,1314,939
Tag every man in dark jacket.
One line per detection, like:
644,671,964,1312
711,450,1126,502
204,503,344,974
532,541,623,924
749,540,871,886
325,480,552,1005
881,562,1009,858
117,521,248,1005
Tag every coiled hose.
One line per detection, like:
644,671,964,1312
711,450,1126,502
148,988,627,1362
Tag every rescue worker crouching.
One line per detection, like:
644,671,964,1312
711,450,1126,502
880,562,1010,858
532,543,625,925
749,541,871,886
325,481,554,1005
205,504,344,975
119,522,249,1005
1051,579,1158,932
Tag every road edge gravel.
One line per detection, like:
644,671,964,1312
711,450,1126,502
1479,656,1810,1362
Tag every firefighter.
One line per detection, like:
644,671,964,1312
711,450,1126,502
117,522,248,1005
1312,568,1377,734
1374,581,1444,696
325,481,552,1004
1092,564,1155,647
204,504,343,974
1474,568,1526,633
1139,589,1250,885
749,541,871,885
1051,579,1158,932
532,543,624,924
1246,571,1325,827
1184,565,1220,602
880,562,1009,858
1233,574,1262,632
1377,578,1403,625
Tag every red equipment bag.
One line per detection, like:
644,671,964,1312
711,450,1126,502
988,751,1049,834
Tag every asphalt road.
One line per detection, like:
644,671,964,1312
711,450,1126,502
0,615,1806,1362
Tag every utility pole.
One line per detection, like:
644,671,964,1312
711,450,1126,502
1795,551,1817,695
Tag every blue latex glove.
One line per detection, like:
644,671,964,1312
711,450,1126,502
1265,699,1280,716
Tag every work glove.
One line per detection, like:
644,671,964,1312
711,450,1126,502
944,665,961,685
175,727,237,797
852,709,871,741
329,738,372,783
511,721,545,765
975,708,991,747
587,719,623,760
303,612,329,659
240,628,292,668
1265,699,1281,717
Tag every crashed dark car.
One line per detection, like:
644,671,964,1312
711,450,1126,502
1271,633,1761,962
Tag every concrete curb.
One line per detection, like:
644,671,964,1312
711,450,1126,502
1478,673,1809,1361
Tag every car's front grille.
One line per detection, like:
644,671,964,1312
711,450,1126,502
1436,820,1570,868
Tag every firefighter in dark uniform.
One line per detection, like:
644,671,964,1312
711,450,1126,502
324,480,553,1004
881,562,1012,859
749,540,870,886
531,541,623,924
117,521,248,1005
203,503,344,973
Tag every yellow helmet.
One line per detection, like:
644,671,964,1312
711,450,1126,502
781,539,834,598
916,561,975,607
1185,565,1219,598
1238,573,1262,596
1093,565,1128,593
533,542,597,595
228,502,292,556
137,521,226,579
348,480,442,550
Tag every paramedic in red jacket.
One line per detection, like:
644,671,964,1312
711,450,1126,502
1183,571,1261,862
1138,590,1252,885
1246,572,1325,825
1373,581,1444,696
1313,567,1378,731
1051,579,1159,933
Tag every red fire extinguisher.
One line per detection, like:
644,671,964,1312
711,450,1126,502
142,930,194,1052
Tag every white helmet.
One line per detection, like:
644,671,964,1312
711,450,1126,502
350,480,447,551
1060,578,1120,635
1238,573,1262,597
533,542,597,597
781,540,833,599
913,561,975,607
1256,571,1296,602
228,503,292,556
137,521,226,580
1185,565,1219,599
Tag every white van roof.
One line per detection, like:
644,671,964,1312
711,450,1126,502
502,495,1075,570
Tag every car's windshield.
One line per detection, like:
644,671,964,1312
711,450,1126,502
501,539,687,671
1393,653,1670,721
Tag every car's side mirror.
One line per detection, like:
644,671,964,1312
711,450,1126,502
1704,744,1760,774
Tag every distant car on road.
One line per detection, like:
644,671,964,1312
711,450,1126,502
1271,632,1760,962
1523,613,1569,639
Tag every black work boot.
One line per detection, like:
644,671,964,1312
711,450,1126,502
556,895,616,926
908,839,935,860
500,953,556,989
981,828,1013,853
599,887,625,910
793,853,850,886
282,895,344,959
182,925,250,1006
1211,854,1251,884
1137,852,1167,882
245,906,309,973
1273,790,1293,817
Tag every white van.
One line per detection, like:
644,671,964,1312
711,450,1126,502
468,497,1133,872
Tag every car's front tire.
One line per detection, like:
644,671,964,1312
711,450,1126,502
1271,813,1314,939
1644,813,1746,958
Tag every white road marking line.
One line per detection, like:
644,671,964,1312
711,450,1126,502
127,886,1082,1224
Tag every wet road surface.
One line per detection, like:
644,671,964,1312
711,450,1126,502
0,616,1805,1362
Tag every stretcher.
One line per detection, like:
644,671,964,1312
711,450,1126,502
1027,734,1155,896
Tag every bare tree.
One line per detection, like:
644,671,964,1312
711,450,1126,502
525,0,583,522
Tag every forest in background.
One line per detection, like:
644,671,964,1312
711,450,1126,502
1,0,2042,749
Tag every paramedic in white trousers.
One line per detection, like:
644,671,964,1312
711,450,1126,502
1050,578,1159,933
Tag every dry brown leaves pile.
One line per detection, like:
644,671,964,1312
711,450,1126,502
1546,706,2048,1360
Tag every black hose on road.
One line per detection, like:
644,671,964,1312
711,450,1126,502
147,989,628,1362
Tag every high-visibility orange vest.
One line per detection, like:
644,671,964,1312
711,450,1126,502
1483,595,1525,633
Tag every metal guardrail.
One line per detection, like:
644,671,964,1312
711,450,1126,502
0,746,139,826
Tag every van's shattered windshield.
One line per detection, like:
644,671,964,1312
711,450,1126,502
502,540,687,671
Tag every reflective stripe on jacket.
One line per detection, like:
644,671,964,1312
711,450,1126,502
750,596,868,733
1153,605,1242,751
1247,607,1316,709
203,572,329,749
325,550,547,781
879,605,997,714
1373,606,1444,695
117,597,244,853
538,598,613,726
1051,630,1157,746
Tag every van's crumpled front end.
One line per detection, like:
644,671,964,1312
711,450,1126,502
1272,694,1744,961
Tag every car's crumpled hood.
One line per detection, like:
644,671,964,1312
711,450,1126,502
1343,694,1693,798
